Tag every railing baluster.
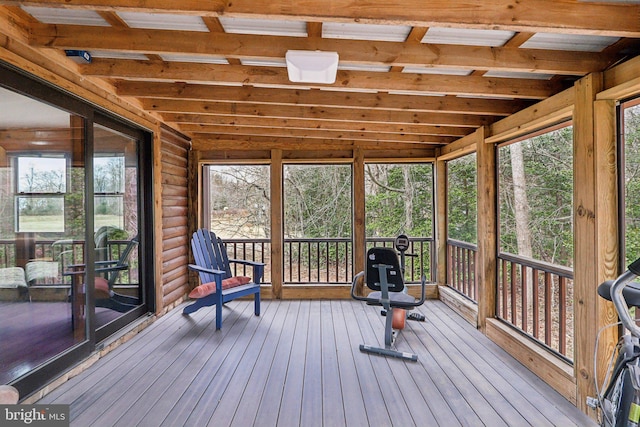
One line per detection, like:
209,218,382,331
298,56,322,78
559,276,567,355
510,262,517,325
522,266,528,333
502,259,508,319
544,271,552,348
532,268,539,339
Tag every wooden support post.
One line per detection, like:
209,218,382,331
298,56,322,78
593,98,620,407
186,149,201,293
435,158,448,287
475,126,496,332
353,148,365,295
573,73,604,415
270,149,283,299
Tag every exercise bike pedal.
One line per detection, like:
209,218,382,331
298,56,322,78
407,312,425,322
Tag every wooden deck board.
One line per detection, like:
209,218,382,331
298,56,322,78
227,300,289,427
252,300,300,427
341,300,393,426
426,302,570,425
320,301,346,427
37,299,596,427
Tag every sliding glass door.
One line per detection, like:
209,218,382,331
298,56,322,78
0,64,153,398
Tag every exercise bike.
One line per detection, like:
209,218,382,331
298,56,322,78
350,234,426,361
381,234,426,329
589,257,640,426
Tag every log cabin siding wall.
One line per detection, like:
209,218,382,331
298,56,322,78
160,126,191,308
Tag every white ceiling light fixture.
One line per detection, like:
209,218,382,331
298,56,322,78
285,50,339,84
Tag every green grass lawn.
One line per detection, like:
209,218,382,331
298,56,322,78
18,215,123,233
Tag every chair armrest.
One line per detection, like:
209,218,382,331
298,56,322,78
227,259,266,267
96,260,118,267
96,264,128,274
228,259,265,285
188,264,226,276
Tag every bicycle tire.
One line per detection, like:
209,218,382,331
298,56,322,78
601,358,636,427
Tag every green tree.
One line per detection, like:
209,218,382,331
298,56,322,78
365,163,433,238
447,154,477,244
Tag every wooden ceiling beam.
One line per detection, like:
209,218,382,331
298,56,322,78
191,135,438,154
142,98,495,127
9,0,640,36
180,123,456,144
161,113,472,137
29,24,614,75
115,81,529,116
81,59,558,99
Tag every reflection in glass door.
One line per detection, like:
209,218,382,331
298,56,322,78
0,87,87,385
93,123,142,336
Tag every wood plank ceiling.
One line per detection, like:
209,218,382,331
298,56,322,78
2,0,640,153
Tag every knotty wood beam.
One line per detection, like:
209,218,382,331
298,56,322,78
84,59,556,99
178,123,456,144
164,114,472,137
390,26,428,73
10,0,640,36
192,136,437,154
29,25,614,76
141,99,496,127
115,82,529,116
201,16,241,66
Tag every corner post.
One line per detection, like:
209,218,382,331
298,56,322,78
475,126,496,332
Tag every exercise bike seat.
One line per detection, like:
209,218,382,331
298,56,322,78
598,280,640,308
365,290,417,309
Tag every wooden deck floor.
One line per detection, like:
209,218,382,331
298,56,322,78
38,299,595,427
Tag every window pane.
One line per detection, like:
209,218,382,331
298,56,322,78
447,154,477,244
283,164,352,284
623,100,640,265
17,157,66,193
94,156,125,194
206,165,271,239
498,126,574,267
17,196,64,232
285,164,352,239
364,163,433,238
93,123,141,330
364,162,433,282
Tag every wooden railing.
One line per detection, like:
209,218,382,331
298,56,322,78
0,240,16,268
0,239,136,286
366,237,434,284
224,236,434,285
284,238,351,284
3,236,434,287
447,239,478,302
224,238,271,283
497,252,574,361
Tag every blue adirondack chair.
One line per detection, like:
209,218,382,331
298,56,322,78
183,229,264,329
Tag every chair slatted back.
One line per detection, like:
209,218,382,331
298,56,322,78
107,235,139,288
191,229,232,284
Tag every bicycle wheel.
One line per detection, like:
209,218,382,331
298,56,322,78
601,362,635,427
